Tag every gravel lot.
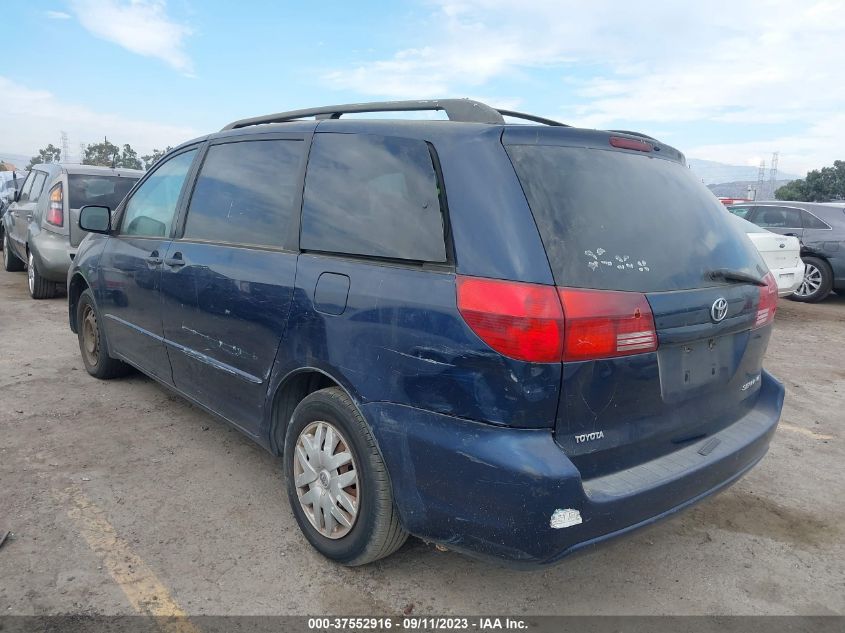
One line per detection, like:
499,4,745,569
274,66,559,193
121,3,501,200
0,266,843,616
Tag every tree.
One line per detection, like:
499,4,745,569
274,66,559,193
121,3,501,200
775,160,845,202
82,139,120,167
27,144,62,169
82,138,144,169
141,147,173,170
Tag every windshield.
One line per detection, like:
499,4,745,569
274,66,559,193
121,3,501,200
506,144,766,292
68,174,139,210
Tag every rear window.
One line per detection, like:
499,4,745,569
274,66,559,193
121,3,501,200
300,133,447,262
506,145,763,292
68,175,139,210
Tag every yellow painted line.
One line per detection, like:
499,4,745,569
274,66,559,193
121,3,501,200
780,422,833,441
61,486,201,633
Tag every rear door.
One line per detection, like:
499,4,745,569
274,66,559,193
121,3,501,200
505,133,773,477
748,205,804,240
97,148,199,383
159,135,307,434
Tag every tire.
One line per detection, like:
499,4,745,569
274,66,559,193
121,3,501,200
76,289,132,379
28,251,58,299
790,256,833,303
3,232,24,272
284,387,408,565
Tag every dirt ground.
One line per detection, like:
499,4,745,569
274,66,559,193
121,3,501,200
0,266,843,617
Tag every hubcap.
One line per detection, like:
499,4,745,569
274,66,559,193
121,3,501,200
293,420,359,539
81,304,100,366
27,253,34,294
795,263,822,297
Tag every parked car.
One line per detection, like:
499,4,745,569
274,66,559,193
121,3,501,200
728,201,845,302
3,163,141,298
0,171,27,244
730,215,803,296
68,99,784,567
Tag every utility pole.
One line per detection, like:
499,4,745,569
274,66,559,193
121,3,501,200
755,160,767,200
60,131,69,163
768,152,779,199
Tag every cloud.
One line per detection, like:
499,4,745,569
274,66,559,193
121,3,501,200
68,0,194,74
46,10,72,19
0,76,201,160
322,0,845,172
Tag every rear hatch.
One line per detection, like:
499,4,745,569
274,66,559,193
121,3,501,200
504,128,775,478
67,173,139,247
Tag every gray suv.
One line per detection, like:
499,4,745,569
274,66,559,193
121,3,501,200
3,163,141,298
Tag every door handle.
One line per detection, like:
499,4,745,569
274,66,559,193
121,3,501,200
25,214,32,221
164,252,185,267
145,251,163,266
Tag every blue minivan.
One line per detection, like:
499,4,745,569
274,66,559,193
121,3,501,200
68,99,784,567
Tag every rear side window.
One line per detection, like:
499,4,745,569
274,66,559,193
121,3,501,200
801,210,830,229
68,175,139,210
753,206,802,229
27,171,48,203
300,133,447,262
183,139,306,248
506,145,764,292
728,205,753,218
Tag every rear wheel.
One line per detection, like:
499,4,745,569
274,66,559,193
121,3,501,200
791,256,832,303
28,251,58,299
77,289,132,379
284,387,407,565
3,233,24,272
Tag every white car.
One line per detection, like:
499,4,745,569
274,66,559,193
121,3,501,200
731,215,804,296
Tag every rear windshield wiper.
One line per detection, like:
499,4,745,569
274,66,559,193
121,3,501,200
707,268,766,287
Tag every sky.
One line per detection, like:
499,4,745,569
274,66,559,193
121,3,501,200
1,0,843,174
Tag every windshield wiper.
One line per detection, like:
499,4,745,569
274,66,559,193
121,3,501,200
707,268,766,287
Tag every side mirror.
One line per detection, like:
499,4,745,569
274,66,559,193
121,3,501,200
79,205,112,234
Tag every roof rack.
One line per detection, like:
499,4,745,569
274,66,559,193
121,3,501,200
221,99,506,130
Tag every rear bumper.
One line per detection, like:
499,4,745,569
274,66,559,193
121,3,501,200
775,263,804,296
31,230,73,282
363,370,784,567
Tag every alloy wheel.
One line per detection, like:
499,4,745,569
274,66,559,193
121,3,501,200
81,304,100,367
27,253,35,295
293,420,359,539
795,262,822,298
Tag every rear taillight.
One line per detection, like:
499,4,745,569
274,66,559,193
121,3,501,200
456,276,658,363
558,288,657,361
754,271,778,329
456,276,564,362
46,183,63,227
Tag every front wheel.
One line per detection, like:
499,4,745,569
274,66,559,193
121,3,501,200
790,256,832,303
76,289,132,379
284,387,407,565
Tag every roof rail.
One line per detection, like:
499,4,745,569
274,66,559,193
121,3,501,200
497,109,569,127
221,98,506,130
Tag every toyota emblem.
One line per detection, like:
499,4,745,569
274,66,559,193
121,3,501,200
711,297,729,322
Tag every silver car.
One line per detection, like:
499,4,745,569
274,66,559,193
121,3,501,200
3,163,141,298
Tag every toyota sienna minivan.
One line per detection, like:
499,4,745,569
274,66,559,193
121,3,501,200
67,99,785,567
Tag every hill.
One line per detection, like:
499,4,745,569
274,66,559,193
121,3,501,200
689,158,799,186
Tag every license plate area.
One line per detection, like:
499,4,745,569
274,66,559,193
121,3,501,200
657,334,738,403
